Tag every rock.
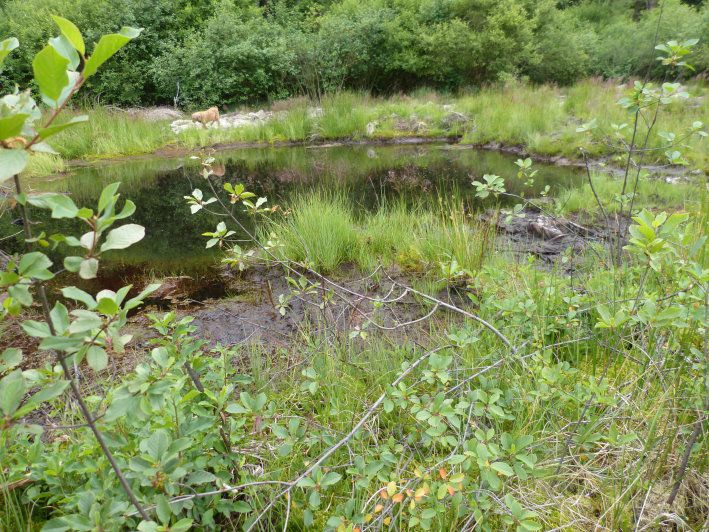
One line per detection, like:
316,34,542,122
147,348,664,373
393,115,429,133
664,175,690,184
170,119,196,134
171,109,274,134
441,111,469,129
250,109,269,120
528,216,565,240
308,107,323,118
413,121,428,133
121,106,183,122
149,276,193,303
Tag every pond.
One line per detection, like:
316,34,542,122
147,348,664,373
4,144,584,296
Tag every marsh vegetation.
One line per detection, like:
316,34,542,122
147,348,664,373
0,3,707,532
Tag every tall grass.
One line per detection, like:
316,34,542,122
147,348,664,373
0,478,35,531
21,152,66,177
264,191,359,272
318,92,377,139
458,83,567,146
36,81,707,174
51,107,172,159
262,193,495,275
415,199,495,274
556,170,700,217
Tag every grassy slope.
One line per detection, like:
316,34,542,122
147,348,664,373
23,80,709,177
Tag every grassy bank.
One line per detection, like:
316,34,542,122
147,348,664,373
25,79,708,177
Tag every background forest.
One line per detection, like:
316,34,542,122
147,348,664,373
1,0,708,109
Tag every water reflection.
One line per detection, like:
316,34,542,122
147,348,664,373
3,144,583,291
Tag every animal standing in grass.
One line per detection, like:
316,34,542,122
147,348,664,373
191,106,220,127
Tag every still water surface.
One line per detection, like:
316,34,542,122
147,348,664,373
5,144,583,293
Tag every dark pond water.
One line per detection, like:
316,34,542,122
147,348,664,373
3,144,583,295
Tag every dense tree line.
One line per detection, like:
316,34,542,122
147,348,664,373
1,0,706,108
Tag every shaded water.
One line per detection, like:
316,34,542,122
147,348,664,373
4,144,583,295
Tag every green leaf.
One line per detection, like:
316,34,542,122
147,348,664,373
113,200,136,220
96,297,119,316
39,115,88,140
8,285,31,307
27,193,79,218
29,141,59,155
61,286,97,308
30,380,69,404
140,429,170,461
0,348,22,371
52,16,85,55
63,256,83,272
520,520,542,531
32,45,70,102
49,35,79,71
421,509,438,519
0,370,25,416
79,258,99,279
0,114,28,140
83,27,143,78
491,461,514,476
104,392,137,422
19,251,53,280
40,517,70,532
297,477,317,488
21,319,51,338
136,522,158,532
0,37,19,68
187,471,216,485
86,346,108,371
68,310,102,333
225,403,249,414
100,224,145,252
97,182,120,212
232,501,251,513
320,472,342,487
155,495,172,524
171,519,193,532
39,336,83,351
0,149,29,182
308,489,321,509
50,302,70,333
124,283,160,310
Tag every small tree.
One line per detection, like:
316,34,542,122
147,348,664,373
0,17,155,520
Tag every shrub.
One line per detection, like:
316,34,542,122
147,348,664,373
150,6,298,108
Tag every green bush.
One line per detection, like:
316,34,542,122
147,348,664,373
150,5,298,108
590,0,709,78
0,0,706,107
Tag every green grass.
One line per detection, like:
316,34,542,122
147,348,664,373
21,152,66,178
262,193,495,275
555,170,701,217
50,107,172,160
33,81,707,176
262,191,359,272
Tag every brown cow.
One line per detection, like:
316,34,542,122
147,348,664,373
191,106,220,127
